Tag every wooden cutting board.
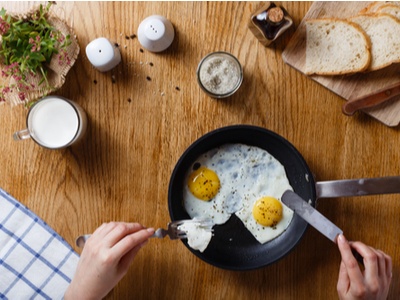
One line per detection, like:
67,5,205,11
282,1,400,127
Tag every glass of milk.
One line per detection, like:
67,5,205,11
13,96,88,149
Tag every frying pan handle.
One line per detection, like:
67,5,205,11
315,176,400,198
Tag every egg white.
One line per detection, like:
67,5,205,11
183,143,294,246
178,221,213,253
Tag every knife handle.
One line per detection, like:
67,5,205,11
342,83,400,116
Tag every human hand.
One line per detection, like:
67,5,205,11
337,234,392,300
64,222,155,300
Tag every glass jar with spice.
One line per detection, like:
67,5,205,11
196,52,243,99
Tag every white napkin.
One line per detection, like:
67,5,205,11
0,188,79,299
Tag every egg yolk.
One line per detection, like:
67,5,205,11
188,167,220,201
252,196,283,227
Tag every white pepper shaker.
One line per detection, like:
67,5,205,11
86,37,121,72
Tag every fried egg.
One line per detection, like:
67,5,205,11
236,195,293,244
183,143,294,248
183,144,247,225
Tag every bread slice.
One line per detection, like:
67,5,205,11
360,1,400,14
305,19,371,75
377,4,400,20
349,14,400,71
360,1,386,13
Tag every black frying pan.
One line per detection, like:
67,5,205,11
168,125,400,270
168,125,316,270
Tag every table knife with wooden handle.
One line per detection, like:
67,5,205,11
342,82,400,116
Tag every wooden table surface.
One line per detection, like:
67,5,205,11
1,2,399,299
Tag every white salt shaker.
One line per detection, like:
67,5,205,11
137,15,175,52
86,37,121,72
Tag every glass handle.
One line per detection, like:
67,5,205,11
13,129,31,141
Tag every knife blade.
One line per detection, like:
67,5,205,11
282,190,343,242
281,190,364,264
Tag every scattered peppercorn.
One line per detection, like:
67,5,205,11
93,80,97,84
125,35,130,40
114,43,119,48
175,86,180,91
146,76,151,81
149,62,154,67
130,34,136,39
127,98,132,103
139,48,144,53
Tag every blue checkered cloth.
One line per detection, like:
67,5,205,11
0,188,79,299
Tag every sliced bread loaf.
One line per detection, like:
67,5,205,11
349,14,400,71
305,19,371,75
